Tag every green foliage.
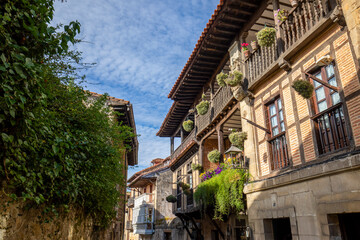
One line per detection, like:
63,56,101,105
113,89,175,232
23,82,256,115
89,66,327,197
194,168,249,220
165,195,177,203
0,0,134,227
216,72,228,87
229,132,248,150
207,149,221,163
178,182,190,190
292,79,314,99
225,71,243,87
183,189,191,196
191,163,204,172
182,120,193,132
256,27,276,47
196,100,209,115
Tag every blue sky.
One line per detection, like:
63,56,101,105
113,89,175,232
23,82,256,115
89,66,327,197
52,0,219,178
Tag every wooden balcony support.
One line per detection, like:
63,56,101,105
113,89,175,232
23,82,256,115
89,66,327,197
217,125,224,156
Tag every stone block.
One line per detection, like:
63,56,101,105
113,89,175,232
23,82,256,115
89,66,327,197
330,170,360,193
296,216,321,236
307,176,332,197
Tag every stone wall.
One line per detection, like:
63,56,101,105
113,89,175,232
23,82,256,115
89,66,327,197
0,194,106,240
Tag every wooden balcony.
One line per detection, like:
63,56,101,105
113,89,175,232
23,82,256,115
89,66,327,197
171,129,195,160
195,86,234,136
246,0,339,89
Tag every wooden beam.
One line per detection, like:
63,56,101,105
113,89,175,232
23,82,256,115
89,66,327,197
260,15,274,21
218,20,242,29
204,40,228,49
208,34,230,42
303,71,339,92
202,46,227,54
225,7,254,16
238,0,269,34
221,13,248,23
214,27,236,35
198,54,223,61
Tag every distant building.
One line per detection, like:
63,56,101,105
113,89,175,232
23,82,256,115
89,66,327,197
157,0,360,239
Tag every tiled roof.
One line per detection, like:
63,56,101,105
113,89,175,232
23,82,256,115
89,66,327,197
168,0,225,99
88,91,129,105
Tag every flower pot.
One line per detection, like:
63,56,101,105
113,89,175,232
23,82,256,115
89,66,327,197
290,0,298,7
251,41,258,51
243,50,250,59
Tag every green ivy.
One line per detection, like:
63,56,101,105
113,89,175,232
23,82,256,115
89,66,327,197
0,0,134,227
194,168,249,220
207,149,221,163
216,72,228,87
182,120,194,132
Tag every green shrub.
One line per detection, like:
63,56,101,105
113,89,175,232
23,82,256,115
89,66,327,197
191,163,204,172
166,195,177,203
216,72,228,87
229,132,248,150
208,149,221,163
182,120,194,132
196,100,210,115
194,168,249,220
225,71,243,87
256,27,276,47
292,79,314,99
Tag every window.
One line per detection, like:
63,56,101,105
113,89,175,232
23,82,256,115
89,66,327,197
310,64,349,154
176,170,182,209
266,97,290,170
186,162,193,206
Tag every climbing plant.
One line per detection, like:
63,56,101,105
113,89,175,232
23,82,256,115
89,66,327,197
0,0,134,227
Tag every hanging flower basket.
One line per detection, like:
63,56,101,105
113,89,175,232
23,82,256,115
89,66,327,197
166,195,177,203
182,119,194,132
251,41,258,51
191,163,204,172
292,79,314,99
229,131,248,150
243,50,250,59
196,100,210,115
225,71,244,87
256,27,276,47
178,182,190,190
183,189,192,196
207,149,221,163
216,72,228,87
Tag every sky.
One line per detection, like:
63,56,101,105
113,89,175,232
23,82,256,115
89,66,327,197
52,0,219,178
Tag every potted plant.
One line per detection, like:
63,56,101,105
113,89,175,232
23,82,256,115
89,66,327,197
216,72,228,87
251,40,258,51
225,70,244,87
229,131,248,150
196,94,210,115
166,195,177,203
191,163,204,172
256,27,276,47
292,79,314,99
183,189,192,196
241,43,250,59
276,9,289,22
182,119,193,132
207,149,221,163
178,182,190,190
289,0,298,7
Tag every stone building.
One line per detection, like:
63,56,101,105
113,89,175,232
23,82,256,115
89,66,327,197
157,0,360,239
125,157,180,240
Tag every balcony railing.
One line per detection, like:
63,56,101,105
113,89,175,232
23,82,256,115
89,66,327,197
126,221,133,231
132,210,154,235
246,0,338,87
269,132,290,171
195,86,233,135
171,129,195,160
311,103,349,155
127,197,134,208
134,193,154,207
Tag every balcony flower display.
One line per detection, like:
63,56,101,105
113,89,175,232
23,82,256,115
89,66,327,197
224,70,243,87
275,9,288,22
241,43,250,58
191,163,204,172
196,94,210,115
200,164,225,181
182,119,193,132
207,149,221,163
229,131,248,150
292,79,314,99
166,195,177,203
251,40,258,51
216,72,228,87
256,27,276,47
194,167,249,220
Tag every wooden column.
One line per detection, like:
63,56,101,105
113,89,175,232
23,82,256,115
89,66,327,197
180,128,184,142
240,33,248,78
217,125,224,155
199,140,204,165
170,137,174,155
273,0,284,55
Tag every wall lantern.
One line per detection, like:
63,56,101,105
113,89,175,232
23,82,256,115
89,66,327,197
225,145,244,168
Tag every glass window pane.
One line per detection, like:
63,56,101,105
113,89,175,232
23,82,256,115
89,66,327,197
271,116,278,127
277,99,282,110
328,77,337,87
326,65,335,78
279,110,284,121
269,104,276,116
318,101,328,112
280,122,285,132
315,87,326,101
272,127,279,136
331,92,340,105
313,73,322,87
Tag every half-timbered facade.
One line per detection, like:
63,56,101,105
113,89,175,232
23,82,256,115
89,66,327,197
158,0,360,239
